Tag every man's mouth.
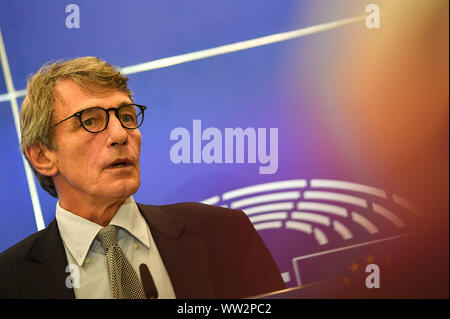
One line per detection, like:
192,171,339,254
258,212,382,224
107,158,133,169
112,163,127,168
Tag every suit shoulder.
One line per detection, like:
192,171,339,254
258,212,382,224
143,202,245,220
0,230,43,265
138,202,248,232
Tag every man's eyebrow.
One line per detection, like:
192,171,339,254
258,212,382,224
117,101,134,107
76,100,134,112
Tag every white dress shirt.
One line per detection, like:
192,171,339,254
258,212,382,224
55,196,176,299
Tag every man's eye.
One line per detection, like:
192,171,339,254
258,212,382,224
83,118,95,126
121,114,134,123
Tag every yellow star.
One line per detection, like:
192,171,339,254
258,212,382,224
343,277,351,286
350,261,360,272
365,254,375,264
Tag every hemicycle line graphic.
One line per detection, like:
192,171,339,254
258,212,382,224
201,179,422,285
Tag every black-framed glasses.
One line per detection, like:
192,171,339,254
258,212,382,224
53,104,147,133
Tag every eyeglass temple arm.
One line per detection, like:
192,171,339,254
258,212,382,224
53,113,78,127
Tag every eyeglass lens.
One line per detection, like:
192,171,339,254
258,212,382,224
81,105,143,132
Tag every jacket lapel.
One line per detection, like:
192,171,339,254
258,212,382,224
13,221,75,299
12,204,213,299
138,204,216,298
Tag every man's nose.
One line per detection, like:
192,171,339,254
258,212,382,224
107,111,128,146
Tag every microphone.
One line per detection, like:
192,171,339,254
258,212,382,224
139,264,158,299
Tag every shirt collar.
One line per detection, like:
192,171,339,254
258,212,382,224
109,197,150,249
55,196,150,266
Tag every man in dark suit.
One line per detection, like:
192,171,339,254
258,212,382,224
0,57,285,298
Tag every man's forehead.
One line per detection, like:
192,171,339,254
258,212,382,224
54,80,132,112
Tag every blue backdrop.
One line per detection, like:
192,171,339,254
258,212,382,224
0,1,448,296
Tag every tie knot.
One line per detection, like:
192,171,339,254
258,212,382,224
98,225,119,251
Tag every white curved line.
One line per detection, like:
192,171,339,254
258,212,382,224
230,191,300,209
243,202,294,215
119,15,366,75
297,202,347,217
310,179,387,198
201,196,220,205
291,212,331,226
392,194,423,217
0,89,27,102
1,15,366,101
351,212,379,234
254,221,283,231
372,203,406,228
313,228,328,245
285,221,313,234
0,27,45,231
303,191,367,208
332,220,353,240
222,180,307,200
249,212,288,223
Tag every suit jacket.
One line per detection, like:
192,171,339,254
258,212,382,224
0,202,286,298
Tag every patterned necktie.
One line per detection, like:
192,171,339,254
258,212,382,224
97,225,146,299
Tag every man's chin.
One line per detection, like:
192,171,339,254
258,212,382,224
104,180,140,199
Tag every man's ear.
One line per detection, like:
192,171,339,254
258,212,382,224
25,144,58,177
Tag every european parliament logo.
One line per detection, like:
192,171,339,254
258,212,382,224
201,179,422,292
